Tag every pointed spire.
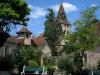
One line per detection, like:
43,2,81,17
56,3,70,25
16,26,32,34
57,3,66,20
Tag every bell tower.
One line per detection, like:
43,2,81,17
54,2,72,55
56,2,71,36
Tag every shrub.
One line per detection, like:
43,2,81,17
0,55,14,71
28,60,38,67
46,66,55,75
58,56,74,74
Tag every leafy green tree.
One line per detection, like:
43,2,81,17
0,0,31,27
14,45,41,72
43,56,57,66
46,66,55,75
44,8,62,56
74,52,83,74
58,56,74,74
63,6,99,72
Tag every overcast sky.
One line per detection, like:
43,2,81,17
11,0,100,36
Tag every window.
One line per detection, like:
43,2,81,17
4,46,9,56
84,54,87,62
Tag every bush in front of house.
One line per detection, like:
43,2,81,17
58,56,74,74
0,55,14,71
28,60,39,67
46,66,55,75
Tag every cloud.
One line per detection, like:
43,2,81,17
28,4,34,9
32,22,42,26
28,4,47,19
28,3,78,19
28,19,42,26
51,2,78,13
90,4,97,7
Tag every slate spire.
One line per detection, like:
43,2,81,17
56,3,70,25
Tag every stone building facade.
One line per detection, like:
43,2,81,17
83,45,100,68
0,37,17,57
0,26,52,57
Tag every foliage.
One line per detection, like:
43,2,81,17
28,60,39,67
0,55,14,71
63,6,100,71
58,56,74,74
43,56,57,66
14,45,41,72
18,59,28,72
46,66,55,75
0,0,31,26
74,52,83,73
0,0,31,47
98,60,100,70
44,8,62,56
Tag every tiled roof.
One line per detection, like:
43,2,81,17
16,26,32,34
6,36,45,46
57,3,66,20
17,37,25,44
6,36,24,44
32,37,45,46
6,37,25,44
56,3,70,25
7,36,18,43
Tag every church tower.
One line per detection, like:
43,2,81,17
55,2,71,55
56,3,71,36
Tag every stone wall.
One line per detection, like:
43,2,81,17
85,45,100,68
0,41,17,57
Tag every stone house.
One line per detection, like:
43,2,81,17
0,26,52,57
85,45,100,68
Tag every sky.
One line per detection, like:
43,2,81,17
11,0,100,36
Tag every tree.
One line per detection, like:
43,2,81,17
58,56,74,75
44,8,62,56
0,0,31,47
43,56,57,66
14,45,41,72
0,0,31,27
63,6,100,72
